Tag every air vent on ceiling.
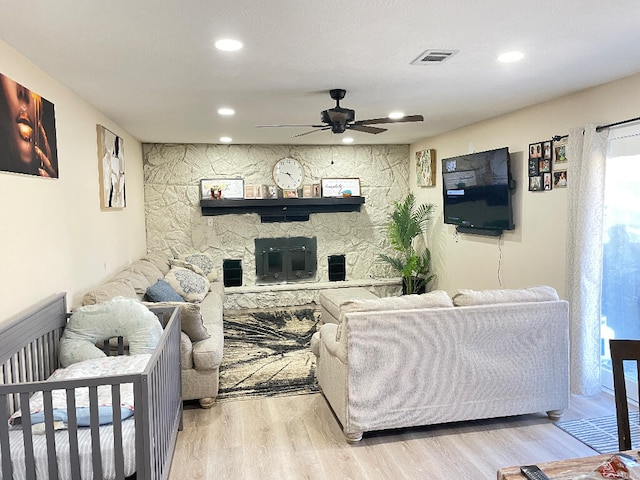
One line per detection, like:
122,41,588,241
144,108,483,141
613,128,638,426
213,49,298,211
411,49,459,65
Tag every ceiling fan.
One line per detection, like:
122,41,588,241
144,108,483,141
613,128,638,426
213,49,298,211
255,89,424,137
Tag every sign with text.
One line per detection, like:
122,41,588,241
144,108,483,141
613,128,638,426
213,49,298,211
321,178,361,197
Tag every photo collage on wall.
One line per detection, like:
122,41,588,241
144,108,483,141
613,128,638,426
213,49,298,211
528,140,553,191
528,137,568,191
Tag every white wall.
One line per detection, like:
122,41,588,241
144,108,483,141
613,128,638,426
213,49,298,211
411,73,640,298
0,39,147,322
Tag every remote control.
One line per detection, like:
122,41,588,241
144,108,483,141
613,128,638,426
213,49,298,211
520,465,551,480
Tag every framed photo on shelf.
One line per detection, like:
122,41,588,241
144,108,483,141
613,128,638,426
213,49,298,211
283,189,298,198
200,178,244,200
321,178,361,197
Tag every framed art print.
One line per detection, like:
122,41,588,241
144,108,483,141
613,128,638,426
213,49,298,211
321,178,361,197
416,149,436,187
98,125,125,209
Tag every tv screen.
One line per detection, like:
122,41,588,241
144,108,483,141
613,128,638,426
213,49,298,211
442,147,514,234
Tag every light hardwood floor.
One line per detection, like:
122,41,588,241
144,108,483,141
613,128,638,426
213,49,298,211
168,391,620,479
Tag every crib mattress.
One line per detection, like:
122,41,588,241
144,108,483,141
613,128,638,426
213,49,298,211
1,417,136,480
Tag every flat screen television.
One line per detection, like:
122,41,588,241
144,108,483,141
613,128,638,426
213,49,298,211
442,147,514,236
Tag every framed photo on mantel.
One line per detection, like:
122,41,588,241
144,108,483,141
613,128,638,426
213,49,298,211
321,178,361,197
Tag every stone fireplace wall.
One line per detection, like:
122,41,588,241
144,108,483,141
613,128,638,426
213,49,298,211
143,144,410,288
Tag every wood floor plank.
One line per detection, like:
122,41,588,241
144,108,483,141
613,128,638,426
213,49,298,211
170,391,620,479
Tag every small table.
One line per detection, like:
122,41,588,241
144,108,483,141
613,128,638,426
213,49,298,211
497,451,637,479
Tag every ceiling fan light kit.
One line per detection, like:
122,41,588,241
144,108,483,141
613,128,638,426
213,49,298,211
256,89,423,138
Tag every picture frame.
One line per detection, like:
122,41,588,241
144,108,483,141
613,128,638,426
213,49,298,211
302,185,313,198
416,149,436,187
543,172,552,191
553,137,568,165
264,185,278,199
98,125,125,209
529,175,543,192
283,189,298,198
244,185,255,199
553,170,568,188
200,178,244,200
321,178,361,197
312,183,321,197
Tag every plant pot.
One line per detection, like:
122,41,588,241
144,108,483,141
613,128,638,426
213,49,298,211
402,276,426,295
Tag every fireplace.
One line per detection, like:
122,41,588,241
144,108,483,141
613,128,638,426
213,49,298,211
255,237,317,284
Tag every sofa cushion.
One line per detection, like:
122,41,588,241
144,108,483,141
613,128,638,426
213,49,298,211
319,287,378,321
180,332,194,369
82,280,138,306
335,290,453,341
143,250,171,275
341,290,453,313
129,260,164,285
452,286,559,306
165,267,210,303
111,270,150,295
179,253,218,282
145,279,184,302
141,301,210,342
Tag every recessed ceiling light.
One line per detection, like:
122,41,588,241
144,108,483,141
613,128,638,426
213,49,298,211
342,137,354,144
217,107,235,116
215,39,243,51
497,51,524,63
219,136,232,143
389,111,405,120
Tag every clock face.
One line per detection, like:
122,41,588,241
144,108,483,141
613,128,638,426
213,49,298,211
273,157,304,190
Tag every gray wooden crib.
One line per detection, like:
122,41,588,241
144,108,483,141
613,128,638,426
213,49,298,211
0,292,182,480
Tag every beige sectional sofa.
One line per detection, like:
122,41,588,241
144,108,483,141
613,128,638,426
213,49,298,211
81,250,224,408
313,286,569,442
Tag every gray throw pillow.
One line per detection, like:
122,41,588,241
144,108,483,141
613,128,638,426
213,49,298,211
146,279,185,302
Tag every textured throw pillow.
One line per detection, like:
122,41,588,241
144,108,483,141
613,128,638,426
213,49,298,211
81,280,138,306
141,301,210,342
452,285,559,306
170,258,206,277
146,279,185,302
165,267,210,303
179,253,218,282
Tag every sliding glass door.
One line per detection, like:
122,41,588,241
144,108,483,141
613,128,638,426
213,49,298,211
601,125,640,399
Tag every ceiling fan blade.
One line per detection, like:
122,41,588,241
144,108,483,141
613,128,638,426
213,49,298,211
292,127,331,138
255,124,326,128
354,114,424,126
348,124,387,134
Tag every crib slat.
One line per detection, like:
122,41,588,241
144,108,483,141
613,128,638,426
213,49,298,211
0,393,12,479
66,387,82,479
89,385,104,480
112,384,125,479
19,392,36,479
43,390,60,480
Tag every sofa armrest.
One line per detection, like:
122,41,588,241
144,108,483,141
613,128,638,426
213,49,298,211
319,323,347,363
192,334,223,370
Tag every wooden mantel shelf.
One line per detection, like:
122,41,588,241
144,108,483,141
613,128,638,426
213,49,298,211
200,196,365,222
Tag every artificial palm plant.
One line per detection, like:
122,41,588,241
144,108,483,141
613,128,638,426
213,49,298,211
379,193,436,294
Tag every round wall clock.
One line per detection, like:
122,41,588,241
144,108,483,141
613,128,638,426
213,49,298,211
272,157,304,190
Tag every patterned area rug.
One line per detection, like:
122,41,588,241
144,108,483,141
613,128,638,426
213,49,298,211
217,305,320,402
556,412,640,453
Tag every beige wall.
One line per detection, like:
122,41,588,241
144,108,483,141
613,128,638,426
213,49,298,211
411,73,640,297
0,39,147,321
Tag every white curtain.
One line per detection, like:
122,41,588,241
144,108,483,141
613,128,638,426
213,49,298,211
566,124,609,395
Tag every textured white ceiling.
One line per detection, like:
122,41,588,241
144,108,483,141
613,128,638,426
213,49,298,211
1,0,640,145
